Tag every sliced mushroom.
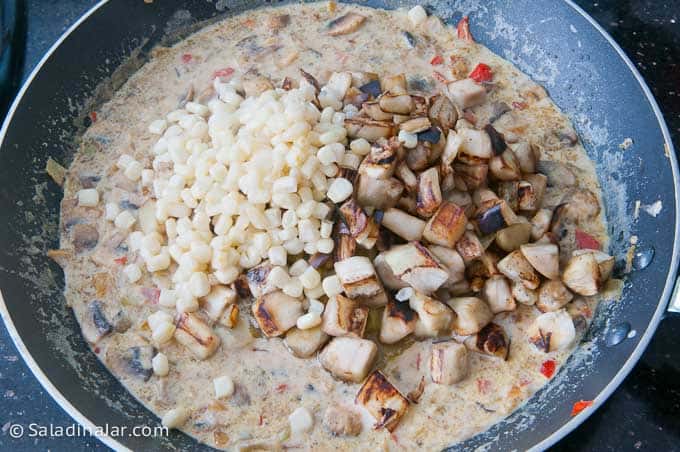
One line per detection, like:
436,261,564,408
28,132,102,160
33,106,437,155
334,256,387,306
323,405,362,437
327,12,366,36
246,262,276,298
284,326,330,358
483,275,516,314
520,243,560,279
251,291,303,338
409,291,454,337
455,231,485,263
71,223,99,253
320,337,377,383
379,298,418,344
572,249,615,281
464,322,510,360
322,294,369,338
530,208,553,240
430,340,469,385
447,297,493,335
345,117,394,141
416,167,442,218
428,245,466,285
174,312,221,359
89,300,113,339
405,142,430,171
379,93,414,114
536,280,574,312
497,249,540,289
422,201,468,247
475,199,518,235
536,160,577,187
528,309,576,352
356,175,404,209
429,94,458,130
511,280,537,305
446,78,486,109
383,242,449,294
495,223,532,252
355,370,409,432
562,252,601,296
518,174,547,211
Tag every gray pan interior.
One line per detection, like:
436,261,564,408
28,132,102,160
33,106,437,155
0,0,678,450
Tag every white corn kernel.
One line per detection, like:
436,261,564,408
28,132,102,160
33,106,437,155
320,221,333,239
288,407,314,435
152,321,176,344
350,138,371,156
158,289,176,308
147,250,171,272
213,267,239,285
77,189,99,207
327,178,353,203
188,272,210,297
141,169,154,187
322,275,342,297
341,152,362,170
283,278,303,298
152,352,169,376
142,234,162,256
283,238,305,255
289,259,309,277
148,119,168,135
268,246,287,266
398,130,418,149
317,238,335,254
395,287,414,302
303,241,317,255
299,266,320,290
269,266,291,288
213,375,235,399
176,295,199,313
408,5,428,26
162,406,190,429
116,154,135,170
124,160,143,181
308,299,325,314
296,311,322,330
305,284,325,299
148,310,174,330
114,210,136,230
105,202,120,221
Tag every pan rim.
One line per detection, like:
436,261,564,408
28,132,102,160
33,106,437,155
0,1,678,451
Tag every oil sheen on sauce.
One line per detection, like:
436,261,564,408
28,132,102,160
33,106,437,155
59,3,611,450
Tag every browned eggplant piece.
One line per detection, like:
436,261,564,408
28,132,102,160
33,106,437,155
520,243,560,279
334,256,387,306
497,249,540,289
285,326,329,359
488,101,511,124
530,208,553,240
572,249,615,281
395,162,418,193
456,128,493,164
489,148,521,181
430,341,469,385
410,291,454,337
174,312,221,359
381,208,426,241
562,252,601,296
344,86,370,107
464,323,510,360
321,337,377,382
355,370,409,432
374,253,408,290
383,242,449,294
323,405,363,437
345,117,394,141
475,199,518,235
497,181,519,211
246,262,276,298
379,93,414,114
495,223,532,252
429,94,458,130
422,201,468,247
300,69,321,93
411,95,429,116
428,245,466,285
483,275,516,314
400,117,432,134
327,12,366,36
416,167,442,218
379,298,418,344
483,124,507,155
308,252,332,270
359,138,399,179
90,300,113,338
356,175,404,209
397,194,418,216
453,163,488,189
536,280,574,312
322,294,369,338
251,291,303,338
518,174,547,211
440,130,462,172
338,198,378,249
455,231,484,263
472,188,499,206
536,160,577,187
122,345,155,381
362,101,393,121
71,223,99,253
381,73,407,94
447,297,493,335
512,142,540,173
333,222,357,262
528,309,576,352
446,78,486,109
406,142,430,171
358,80,382,98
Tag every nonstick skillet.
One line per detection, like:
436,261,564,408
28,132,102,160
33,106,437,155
0,1,678,450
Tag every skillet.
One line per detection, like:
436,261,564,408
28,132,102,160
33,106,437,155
0,0,678,450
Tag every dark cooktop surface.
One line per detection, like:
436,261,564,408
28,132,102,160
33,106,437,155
0,1,679,450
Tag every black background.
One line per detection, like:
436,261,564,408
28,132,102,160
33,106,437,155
0,1,678,450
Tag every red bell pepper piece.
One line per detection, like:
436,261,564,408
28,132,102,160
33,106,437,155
181,53,193,64
212,67,235,79
113,256,127,265
430,54,444,65
575,228,601,250
469,63,493,83
540,359,556,378
571,400,593,416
